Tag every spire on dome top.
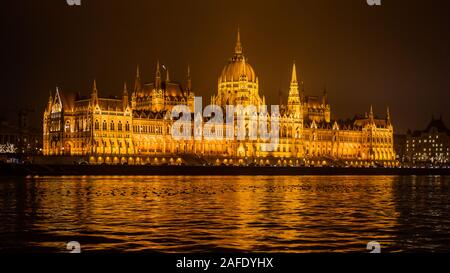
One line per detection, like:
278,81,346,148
235,26,243,55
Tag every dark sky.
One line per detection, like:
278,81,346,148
1,0,450,133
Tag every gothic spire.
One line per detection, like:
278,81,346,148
186,64,192,92
91,80,98,105
155,60,161,89
134,65,141,94
123,82,129,109
291,61,298,84
235,26,243,55
288,61,301,114
123,81,128,95
386,106,391,124
93,79,97,93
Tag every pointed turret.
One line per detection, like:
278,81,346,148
369,105,374,120
288,61,301,115
186,64,192,93
93,79,97,92
386,106,391,125
235,26,243,55
155,60,161,89
291,61,298,84
47,90,53,111
166,67,170,82
123,82,129,109
91,80,98,106
133,65,141,95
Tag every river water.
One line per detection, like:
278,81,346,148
1,175,449,253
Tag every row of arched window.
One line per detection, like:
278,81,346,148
94,120,130,132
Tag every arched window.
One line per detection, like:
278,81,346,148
102,120,107,131
110,121,115,131
65,121,71,132
118,121,122,131
125,121,130,131
95,120,99,130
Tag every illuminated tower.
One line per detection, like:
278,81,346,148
287,61,302,115
217,27,261,107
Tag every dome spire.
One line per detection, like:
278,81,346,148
235,26,243,55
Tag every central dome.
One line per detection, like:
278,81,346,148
218,28,257,84
219,55,256,83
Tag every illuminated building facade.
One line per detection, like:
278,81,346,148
403,116,450,165
43,29,396,166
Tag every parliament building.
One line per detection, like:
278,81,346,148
43,29,396,166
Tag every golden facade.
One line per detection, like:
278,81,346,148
43,29,396,166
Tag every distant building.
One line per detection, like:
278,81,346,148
0,110,42,157
405,116,450,165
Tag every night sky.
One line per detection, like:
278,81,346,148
1,0,449,133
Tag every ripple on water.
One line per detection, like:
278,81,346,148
0,175,450,252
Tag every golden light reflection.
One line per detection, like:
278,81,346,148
2,175,450,252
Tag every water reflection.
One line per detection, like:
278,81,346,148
0,175,449,252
